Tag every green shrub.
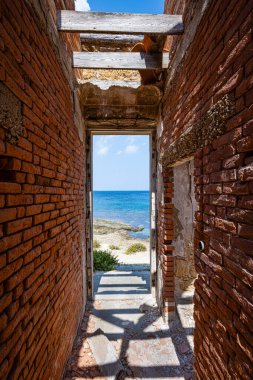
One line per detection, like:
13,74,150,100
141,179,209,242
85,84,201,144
125,243,147,255
109,245,120,250
93,240,101,249
93,250,119,271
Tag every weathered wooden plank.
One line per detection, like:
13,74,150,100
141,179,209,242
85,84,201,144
57,11,184,35
86,119,157,130
80,33,144,46
73,52,170,70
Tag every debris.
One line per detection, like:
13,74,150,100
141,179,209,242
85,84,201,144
87,329,125,380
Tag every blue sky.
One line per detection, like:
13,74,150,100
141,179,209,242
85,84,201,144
75,0,164,13
74,0,161,191
88,0,164,13
93,135,150,191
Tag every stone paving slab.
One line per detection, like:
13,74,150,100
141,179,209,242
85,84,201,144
87,329,125,380
94,271,150,300
64,271,195,380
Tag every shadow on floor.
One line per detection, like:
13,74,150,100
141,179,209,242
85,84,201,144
64,271,195,380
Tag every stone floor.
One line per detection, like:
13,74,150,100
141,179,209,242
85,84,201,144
64,271,195,380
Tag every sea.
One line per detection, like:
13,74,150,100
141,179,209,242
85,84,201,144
93,191,150,239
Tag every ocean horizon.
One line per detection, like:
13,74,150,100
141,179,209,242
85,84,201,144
93,190,150,239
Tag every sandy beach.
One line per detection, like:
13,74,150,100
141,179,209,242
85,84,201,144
93,219,150,265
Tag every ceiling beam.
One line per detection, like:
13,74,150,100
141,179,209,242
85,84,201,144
57,11,184,35
73,52,170,70
80,33,144,46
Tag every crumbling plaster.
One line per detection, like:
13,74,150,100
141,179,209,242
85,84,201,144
0,83,23,144
173,160,196,294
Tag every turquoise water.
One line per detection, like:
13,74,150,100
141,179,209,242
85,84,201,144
93,191,150,239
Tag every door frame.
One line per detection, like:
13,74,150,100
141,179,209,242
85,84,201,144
85,129,157,300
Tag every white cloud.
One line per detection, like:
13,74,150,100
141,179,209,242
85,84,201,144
127,136,136,144
97,146,108,156
125,145,139,154
95,136,114,156
75,0,90,11
117,150,123,155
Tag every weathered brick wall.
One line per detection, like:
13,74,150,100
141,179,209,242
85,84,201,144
162,0,253,378
156,166,175,316
0,1,85,379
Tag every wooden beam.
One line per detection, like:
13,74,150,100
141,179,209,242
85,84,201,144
86,119,157,130
80,34,144,46
73,52,170,70
57,11,184,35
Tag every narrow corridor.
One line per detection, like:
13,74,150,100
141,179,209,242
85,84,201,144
64,270,194,380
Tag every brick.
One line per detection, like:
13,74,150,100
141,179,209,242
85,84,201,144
237,135,253,152
0,232,22,251
232,236,253,256
6,217,32,234
0,293,12,314
210,170,237,183
0,182,21,193
238,195,253,210
238,224,253,239
210,194,237,207
223,182,249,195
26,204,42,216
0,157,21,171
0,313,8,333
6,262,34,291
34,212,50,225
0,207,17,223
24,246,41,265
28,131,47,149
0,258,23,283
227,208,253,224
8,240,33,263
0,304,29,343
35,194,50,204
6,143,33,162
222,154,244,169
0,195,5,208
23,225,43,241
214,218,237,234
49,225,61,237
6,194,33,206
203,184,222,194
238,164,253,181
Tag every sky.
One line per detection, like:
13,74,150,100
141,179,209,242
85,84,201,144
75,0,164,13
93,135,150,191
74,0,163,191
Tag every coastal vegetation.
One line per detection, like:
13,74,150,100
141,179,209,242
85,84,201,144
93,239,101,249
109,245,120,250
93,249,119,271
125,243,147,255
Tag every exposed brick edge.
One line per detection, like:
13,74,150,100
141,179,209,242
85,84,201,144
24,0,84,142
25,0,76,89
164,0,213,92
161,94,235,166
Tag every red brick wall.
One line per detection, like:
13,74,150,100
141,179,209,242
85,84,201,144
157,167,175,315
0,1,85,379
162,0,253,378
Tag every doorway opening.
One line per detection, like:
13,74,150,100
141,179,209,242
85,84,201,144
91,133,153,300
